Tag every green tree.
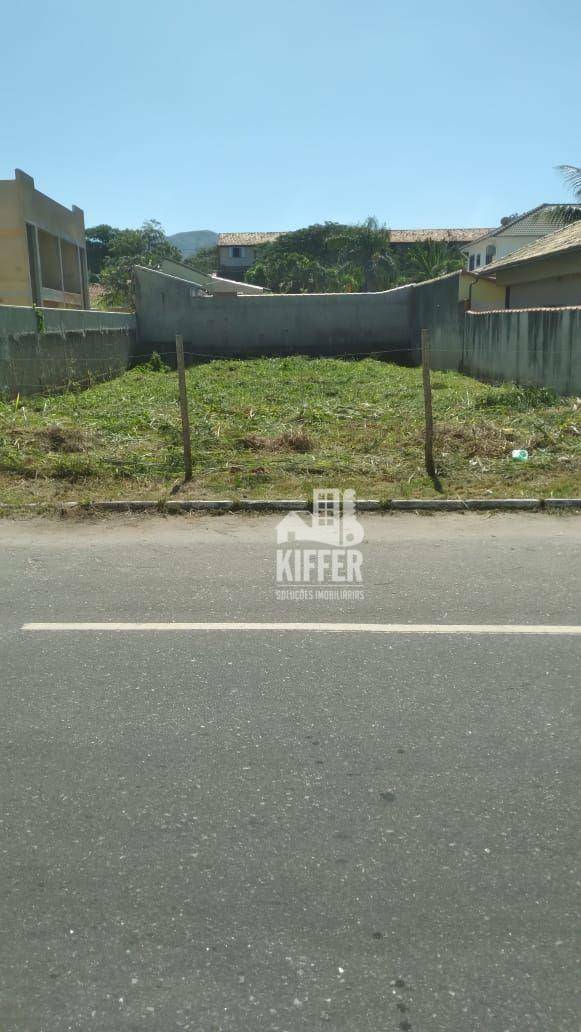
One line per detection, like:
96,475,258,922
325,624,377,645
85,224,120,278
271,222,346,260
100,220,182,308
401,238,464,283
326,216,396,292
246,251,356,293
242,218,398,293
243,222,359,293
184,245,219,274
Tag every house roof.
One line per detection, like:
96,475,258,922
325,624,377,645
465,204,575,249
219,228,491,248
89,283,107,304
476,220,581,276
389,228,491,244
219,233,281,247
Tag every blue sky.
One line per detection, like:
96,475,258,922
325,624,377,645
2,0,580,235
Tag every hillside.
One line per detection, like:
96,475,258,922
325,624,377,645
167,230,218,257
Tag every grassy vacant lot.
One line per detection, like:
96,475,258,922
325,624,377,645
1,356,580,505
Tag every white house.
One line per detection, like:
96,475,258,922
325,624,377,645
218,233,281,280
462,205,576,272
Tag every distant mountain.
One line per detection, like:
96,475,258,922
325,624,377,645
167,230,218,257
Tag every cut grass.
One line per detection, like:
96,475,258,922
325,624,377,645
1,356,580,505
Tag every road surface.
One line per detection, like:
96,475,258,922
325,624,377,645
1,513,579,1031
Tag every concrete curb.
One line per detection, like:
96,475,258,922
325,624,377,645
2,497,581,514
389,498,542,512
543,498,581,509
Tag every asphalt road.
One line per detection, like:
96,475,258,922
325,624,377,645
1,513,580,1032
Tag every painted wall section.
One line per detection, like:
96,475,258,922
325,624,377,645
458,275,506,311
134,265,412,360
510,275,581,308
0,305,135,398
490,253,581,309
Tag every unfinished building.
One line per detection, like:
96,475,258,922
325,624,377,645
0,169,89,309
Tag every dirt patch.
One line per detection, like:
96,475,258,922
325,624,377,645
432,422,511,459
237,431,313,453
7,424,87,453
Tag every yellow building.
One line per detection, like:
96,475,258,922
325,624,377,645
0,169,89,309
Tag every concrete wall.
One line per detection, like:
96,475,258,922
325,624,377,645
410,271,466,369
134,265,413,360
411,272,581,393
463,307,581,395
0,305,136,398
2,270,578,398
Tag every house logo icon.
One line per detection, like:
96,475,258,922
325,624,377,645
276,489,364,548
275,490,365,593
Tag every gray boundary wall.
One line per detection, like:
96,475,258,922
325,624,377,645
134,266,413,361
463,307,581,395
410,271,465,370
0,305,136,397
4,271,578,399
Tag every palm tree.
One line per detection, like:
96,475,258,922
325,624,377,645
404,238,464,282
327,216,396,292
545,165,581,226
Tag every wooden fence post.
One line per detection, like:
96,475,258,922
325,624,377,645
421,328,436,480
175,333,192,481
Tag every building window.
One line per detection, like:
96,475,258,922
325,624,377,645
61,239,82,294
231,246,242,258
469,254,475,271
37,228,62,291
476,253,481,267
485,245,496,265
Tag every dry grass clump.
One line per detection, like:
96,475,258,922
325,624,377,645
7,424,86,453
238,430,313,453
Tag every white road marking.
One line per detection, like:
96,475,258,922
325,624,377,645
21,622,581,634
